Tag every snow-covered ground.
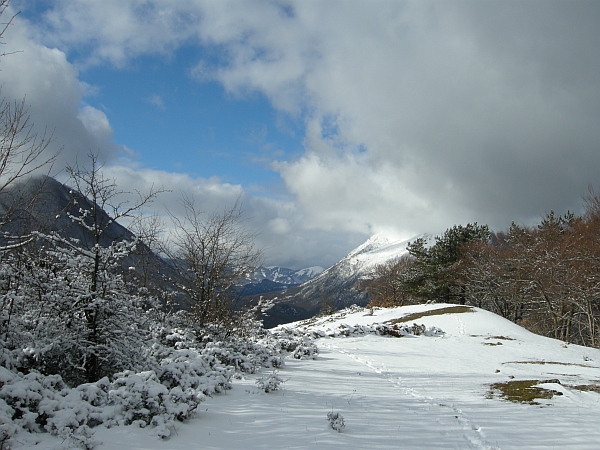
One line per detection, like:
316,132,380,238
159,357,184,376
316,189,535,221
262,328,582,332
19,304,600,449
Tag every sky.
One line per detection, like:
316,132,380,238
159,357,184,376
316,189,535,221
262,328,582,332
1,0,599,269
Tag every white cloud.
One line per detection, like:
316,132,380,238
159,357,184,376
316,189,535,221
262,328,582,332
6,1,600,268
267,217,291,235
0,10,122,170
77,105,112,142
36,0,197,68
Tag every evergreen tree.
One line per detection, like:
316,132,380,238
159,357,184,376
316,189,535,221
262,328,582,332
406,224,490,303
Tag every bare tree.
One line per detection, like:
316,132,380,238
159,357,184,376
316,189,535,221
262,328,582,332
164,195,262,327
0,97,56,192
129,211,166,290
364,256,413,308
0,0,19,61
64,154,165,295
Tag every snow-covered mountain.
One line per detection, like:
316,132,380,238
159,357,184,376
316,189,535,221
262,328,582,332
0,174,136,246
326,232,415,278
261,233,418,327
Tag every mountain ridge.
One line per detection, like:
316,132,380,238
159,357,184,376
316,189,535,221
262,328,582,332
245,265,324,285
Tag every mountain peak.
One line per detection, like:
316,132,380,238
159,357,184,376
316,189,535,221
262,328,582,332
346,232,393,258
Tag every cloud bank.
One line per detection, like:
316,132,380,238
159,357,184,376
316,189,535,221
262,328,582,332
3,1,600,268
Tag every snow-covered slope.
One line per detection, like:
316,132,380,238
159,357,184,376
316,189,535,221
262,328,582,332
293,266,325,280
323,232,414,279
25,304,600,449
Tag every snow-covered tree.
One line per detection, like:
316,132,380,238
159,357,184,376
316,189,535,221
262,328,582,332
0,154,164,384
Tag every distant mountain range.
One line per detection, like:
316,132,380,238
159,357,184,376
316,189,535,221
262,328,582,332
236,266,324,296
250,266,325,285
257,233,416,327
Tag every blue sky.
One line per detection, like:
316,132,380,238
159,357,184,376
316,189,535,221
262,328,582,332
78,48,303,191
3,1,600,269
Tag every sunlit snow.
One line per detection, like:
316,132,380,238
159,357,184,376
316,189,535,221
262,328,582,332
22,304,600,449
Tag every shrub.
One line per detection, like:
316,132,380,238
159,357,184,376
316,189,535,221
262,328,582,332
255,371,286,393
327,411,345,432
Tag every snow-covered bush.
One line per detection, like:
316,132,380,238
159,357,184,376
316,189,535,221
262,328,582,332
105,370,204,438
327,411,345,432
270,328,319,360
0,303,315,449
204,340,282,374
0,397,19,449
255,370,286,393
313,322,444,338
0,353,226,446
153,348,232,394
292,339,319,360
151,312,286,375
0,366,101,449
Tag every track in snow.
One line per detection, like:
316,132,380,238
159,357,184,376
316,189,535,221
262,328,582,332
323,340,498,450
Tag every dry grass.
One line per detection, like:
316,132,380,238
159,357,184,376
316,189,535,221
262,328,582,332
386,305,474,324
570,384,600,394
504,360,596,369
487,379,563,405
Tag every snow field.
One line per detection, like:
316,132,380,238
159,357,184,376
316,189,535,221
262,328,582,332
13,304,600,449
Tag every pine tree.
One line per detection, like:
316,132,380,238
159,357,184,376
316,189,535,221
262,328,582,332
406,224,490,303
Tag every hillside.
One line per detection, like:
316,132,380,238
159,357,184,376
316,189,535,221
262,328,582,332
0,174,134,246
22,303,600,449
